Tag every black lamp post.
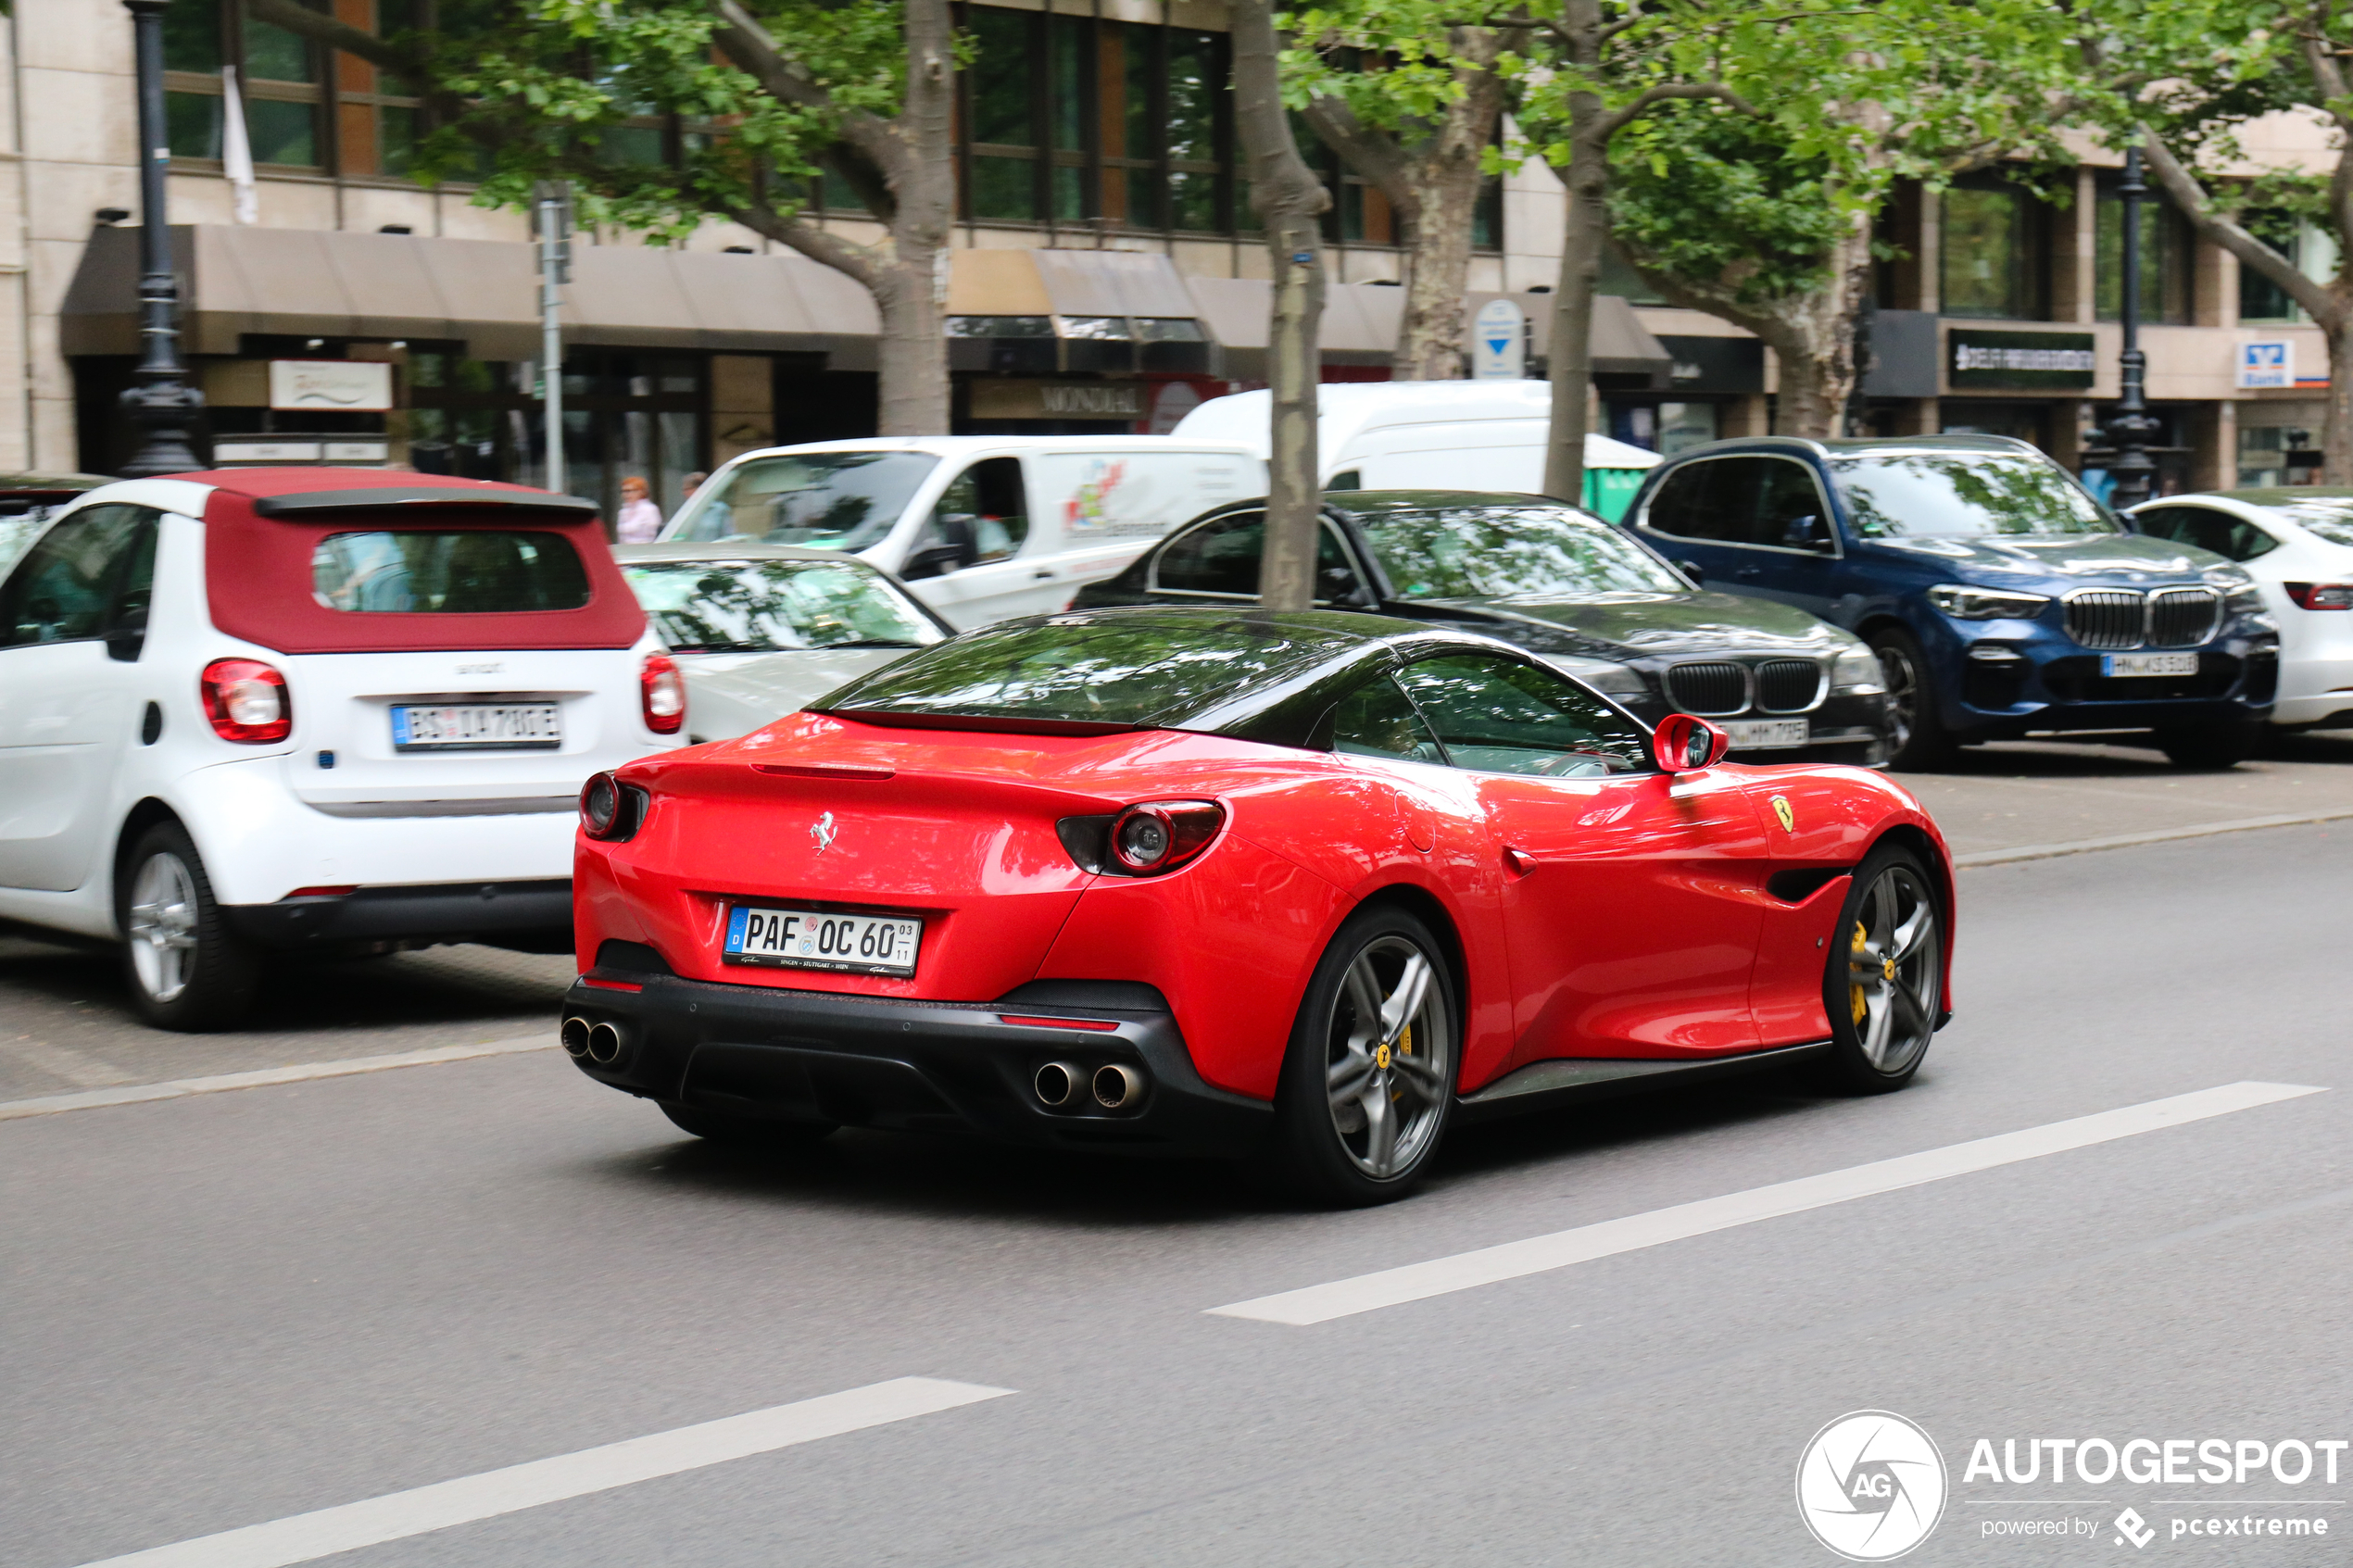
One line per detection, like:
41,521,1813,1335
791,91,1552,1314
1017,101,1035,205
2101,144,2162,511
117,0,204,476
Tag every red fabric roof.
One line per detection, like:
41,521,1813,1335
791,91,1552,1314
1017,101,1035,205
195,468,648,654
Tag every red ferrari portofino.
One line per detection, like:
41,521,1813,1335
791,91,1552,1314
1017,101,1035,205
565,608,1954,1203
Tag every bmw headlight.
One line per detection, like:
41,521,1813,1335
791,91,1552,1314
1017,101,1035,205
1546,655,1650,699
1830,646,1886,694
1927,583,2052,621
2202,566,2268,617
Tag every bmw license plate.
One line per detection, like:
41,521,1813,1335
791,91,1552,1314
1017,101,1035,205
1719,718,1809,750
2103,652,2199,677
724,905,923,976
391,703,562,751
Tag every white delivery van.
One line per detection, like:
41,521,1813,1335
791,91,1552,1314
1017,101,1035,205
1170,380,1661,520
660,436,1265,629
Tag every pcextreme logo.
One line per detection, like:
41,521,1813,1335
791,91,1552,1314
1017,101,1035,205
1797,1411,1950,1561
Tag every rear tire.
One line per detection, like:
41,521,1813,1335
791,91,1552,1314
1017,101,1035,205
2155,720,2258,769
118,822,262,1031
1270,905,1458,1207
659,1102,837,1148
1813,844,1944,1095
1868,625,1957,771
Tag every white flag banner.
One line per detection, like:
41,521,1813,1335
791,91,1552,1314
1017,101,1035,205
221,66,258,224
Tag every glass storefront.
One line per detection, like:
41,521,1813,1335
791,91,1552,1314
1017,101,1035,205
1606,399,1719,456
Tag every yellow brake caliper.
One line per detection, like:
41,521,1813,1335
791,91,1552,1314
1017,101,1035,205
1389,1022,1413,1101
1850,921,1869,1026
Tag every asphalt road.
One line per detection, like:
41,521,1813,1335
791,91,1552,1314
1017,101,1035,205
6,809,2350,1564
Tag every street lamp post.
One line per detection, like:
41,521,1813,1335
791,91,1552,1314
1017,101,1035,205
118,0,204,477
2102,144,2163,511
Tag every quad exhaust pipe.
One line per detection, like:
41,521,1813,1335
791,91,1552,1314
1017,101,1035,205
564,1015,629,1066
1034,1060,1084,1108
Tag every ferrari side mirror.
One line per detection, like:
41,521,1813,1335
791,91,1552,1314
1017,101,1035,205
1653,712,1730,772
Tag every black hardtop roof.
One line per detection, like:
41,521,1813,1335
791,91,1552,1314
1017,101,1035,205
1665,433,2045,463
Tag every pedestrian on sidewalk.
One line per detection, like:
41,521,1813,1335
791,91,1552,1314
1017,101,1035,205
616,475,663,543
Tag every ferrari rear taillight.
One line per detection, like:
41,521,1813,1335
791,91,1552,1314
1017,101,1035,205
1108,799,1224,875
580,771,647,842
640,653,686,734
2284,582,2353,610
200,659,292,744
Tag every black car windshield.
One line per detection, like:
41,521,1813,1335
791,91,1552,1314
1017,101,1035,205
661,451,939,550
2266,498,2353,547
622,558,945,653
1359,503,1688,597
1831,454,2119,538
822,615,1354,728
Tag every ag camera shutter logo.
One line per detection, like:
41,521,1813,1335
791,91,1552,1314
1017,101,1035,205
1796,1411,1948,1561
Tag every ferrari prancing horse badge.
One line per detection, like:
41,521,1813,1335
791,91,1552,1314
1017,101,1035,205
1770,795,1795,832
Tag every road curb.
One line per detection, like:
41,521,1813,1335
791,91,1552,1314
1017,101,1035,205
1953,808,2353,869
0,1034,555,1123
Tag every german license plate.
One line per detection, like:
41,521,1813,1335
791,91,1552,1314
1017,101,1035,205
2103,652,2199,677
1719,718,1809,750
724,905,923,976
391,703,562,751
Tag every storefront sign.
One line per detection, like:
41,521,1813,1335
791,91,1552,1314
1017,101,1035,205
2238,339,2295,389
968,380,1146,421
1472,298,1527,380
1659,335,1766,394
1947,329,2096,391
269,358,395,411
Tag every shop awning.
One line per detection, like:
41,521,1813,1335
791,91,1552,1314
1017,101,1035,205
1183,277,1407,380
946,247,1204,320
60,223,881,362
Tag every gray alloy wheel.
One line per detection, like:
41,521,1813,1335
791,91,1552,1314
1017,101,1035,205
1273,906,1459,1205
1323,934,1454,1180
117,821,262,1031
1818,849,1942,1092
1868,626,1957,771
126,849,200,1005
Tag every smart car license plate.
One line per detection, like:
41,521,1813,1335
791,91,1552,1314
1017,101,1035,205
1719,718,1809,750
2103,652,2199,677
391,703,562,751
724,905,923,976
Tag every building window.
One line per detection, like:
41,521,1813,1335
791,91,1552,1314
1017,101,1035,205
2236,214,2335,324
1940,178,2047,320
2095,175,2192,324
958,5,1238,234
164,2,433,181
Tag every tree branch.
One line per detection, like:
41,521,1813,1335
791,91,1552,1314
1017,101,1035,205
2141,128,2339,327
1594,81,1761,142
736,200,882,285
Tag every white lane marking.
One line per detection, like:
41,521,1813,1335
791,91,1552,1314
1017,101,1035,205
0,1035,555,1123
1953,809,2353,868
1210,1081,2325,1325
72,1377,1013,1568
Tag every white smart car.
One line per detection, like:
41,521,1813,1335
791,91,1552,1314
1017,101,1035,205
2128,490,2353,731
0,469,686,1029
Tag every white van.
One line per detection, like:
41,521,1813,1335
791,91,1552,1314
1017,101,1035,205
660,436,1266,629
1171,381,1661,519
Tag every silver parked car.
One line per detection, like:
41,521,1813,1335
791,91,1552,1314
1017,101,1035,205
614,542,955,743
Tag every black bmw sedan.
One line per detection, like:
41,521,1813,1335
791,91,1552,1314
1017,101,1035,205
1074,490,1894,765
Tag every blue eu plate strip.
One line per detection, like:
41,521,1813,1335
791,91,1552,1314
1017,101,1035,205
390,708,411,746
724,905,748,954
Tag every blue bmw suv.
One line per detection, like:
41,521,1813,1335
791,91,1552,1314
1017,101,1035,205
1621,435,2280,768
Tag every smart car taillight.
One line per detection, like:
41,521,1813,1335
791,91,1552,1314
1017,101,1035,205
641,653,686,734
579,771,646,842
2284,582,2353,610
1107,800,1224,875
200,659,291,744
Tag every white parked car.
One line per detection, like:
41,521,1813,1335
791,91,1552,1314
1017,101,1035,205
1169,379,1663,518
2127,489,2353,731
658,435,1265,629
0,469,686,1029
614,541,953,742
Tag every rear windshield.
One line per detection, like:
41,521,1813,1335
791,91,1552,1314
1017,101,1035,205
822,616,1352,728
1830,454,2118,538
311,531,590,613
661,452,939,550
1360,503,1687,598
621,558,945,652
